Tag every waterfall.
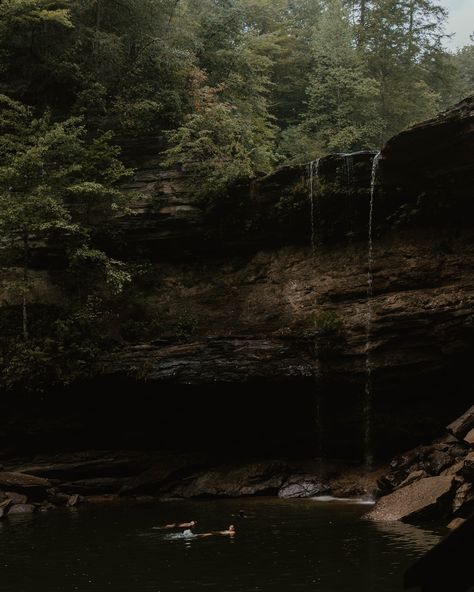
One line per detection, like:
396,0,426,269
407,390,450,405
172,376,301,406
307,159,321,252
343,153,354,186
307,159,324,467
314,333,324,463
364,151,381,470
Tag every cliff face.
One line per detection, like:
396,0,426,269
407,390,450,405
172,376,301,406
82,96,474,459
2,97,473,461
101,98,474,380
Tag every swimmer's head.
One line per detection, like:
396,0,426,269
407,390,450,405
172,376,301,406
229,524,236,532
190,520,197,527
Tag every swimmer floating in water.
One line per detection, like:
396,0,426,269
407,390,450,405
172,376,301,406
170,525,236,540
201,525,236,537
219,524,236,536
154,520,197,530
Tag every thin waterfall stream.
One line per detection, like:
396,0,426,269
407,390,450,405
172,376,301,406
307,158,321,252
307,158,324,465
364,151,381,470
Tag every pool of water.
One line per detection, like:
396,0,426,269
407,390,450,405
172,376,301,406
0,497,444,592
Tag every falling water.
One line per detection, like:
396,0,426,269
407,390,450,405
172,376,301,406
307,159,321,252
343,153,354,186
313,333,324,465
364,151,381,471
307,159,324,469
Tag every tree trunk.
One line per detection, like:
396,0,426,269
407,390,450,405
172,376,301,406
408,0,415,58
96,0,102,32
358,0,367,47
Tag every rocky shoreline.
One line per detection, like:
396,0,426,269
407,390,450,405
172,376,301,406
1,406,472,525
367,405,474,524
0,450,382,520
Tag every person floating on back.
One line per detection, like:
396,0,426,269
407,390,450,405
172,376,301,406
154,520,197,530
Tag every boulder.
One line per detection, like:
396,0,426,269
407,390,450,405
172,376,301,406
67,494,80,507
0,498,12,519
365,476,455,522
5,492,28,505
458,452,474,480
464,428,474,446
447,406,474,440
452,482,474,516
427,450,453,474
396,469,428,490
46,489,70,505
278,479,330,499
447,517,466,530
7,504,35,515
441,460,465,477
120,455,198,496
14,452,145,481
171,461,288,498
0,472,51,492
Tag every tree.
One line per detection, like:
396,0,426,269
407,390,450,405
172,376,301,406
303,0,382,153
0,95,131,340
449,37,474,102
164,68,276,199
362,0,448,141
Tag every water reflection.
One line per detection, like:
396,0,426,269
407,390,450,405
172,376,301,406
0,498,442,592
373,520,443,555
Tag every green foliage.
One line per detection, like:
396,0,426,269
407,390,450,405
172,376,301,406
449,37,474,101
174,309,199,342
0,298,116,391
0,93,132,388
304,0,382,152
313,310,344,336
164,68,276,200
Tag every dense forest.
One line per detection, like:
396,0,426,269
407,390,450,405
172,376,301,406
0,0,473,390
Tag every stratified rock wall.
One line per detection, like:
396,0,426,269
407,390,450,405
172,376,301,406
1,97,473,461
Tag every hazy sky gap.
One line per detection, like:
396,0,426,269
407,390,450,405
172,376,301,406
440,0,473,49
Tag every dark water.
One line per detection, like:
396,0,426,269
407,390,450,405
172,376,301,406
0,498,444,592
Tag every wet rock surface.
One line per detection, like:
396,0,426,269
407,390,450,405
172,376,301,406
169,461,288,498
366,476,455,522
368,406,474,523
278,478,330,499
447,405,474,440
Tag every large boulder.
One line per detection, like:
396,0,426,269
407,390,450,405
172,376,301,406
365,476,455,522
14,452,145,481
171,461,288,498
119,454,205,496
0,472,51,493
447,405,474,440
278,478,330,499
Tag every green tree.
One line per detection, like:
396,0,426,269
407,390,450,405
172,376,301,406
304,0,382,152
363,0,448,141
450,36,474,101
0,95,131,340
164,57,276,199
